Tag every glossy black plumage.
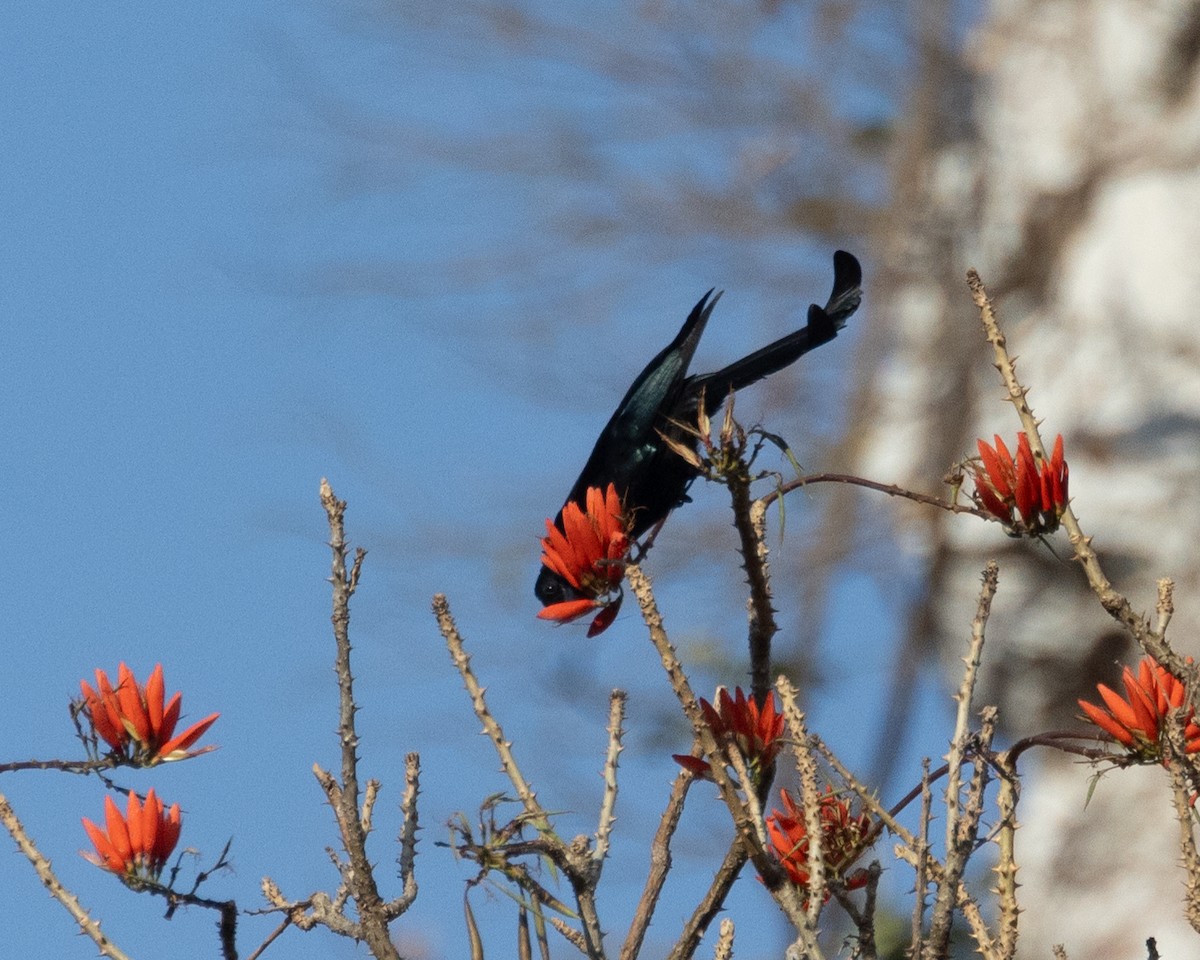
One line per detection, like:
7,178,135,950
535,251,862,608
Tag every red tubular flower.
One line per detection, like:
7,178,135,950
970,432,1069,536
765,787,872,897
82,788,182,881
1078,655,1200,762
672,687,785,781
79,663,219,764
537,483,630,637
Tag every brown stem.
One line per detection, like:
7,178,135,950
761,472,987,520
435,592,606,958
0,794,133,960
0,757,122,775
966,272,1194,686
665,841,748,960
319,479,400,960
993,749,1020,960
726,464,777,704
620,770,693,960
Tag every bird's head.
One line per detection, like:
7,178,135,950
534,565,584,607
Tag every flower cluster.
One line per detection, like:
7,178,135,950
765,787,872,896
79,663,219,765
1078,655,1200,762
673,687,784,783
970,432,1068,536
537,483,631,637
82,788,182,881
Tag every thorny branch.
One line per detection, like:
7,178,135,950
260,480,416,960
594,691,626,867
625,564,795,894
435,592,608,957
763,472,988,519
622,768,694,960
967,272,1196,689
0,795,132,960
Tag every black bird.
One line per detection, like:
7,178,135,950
535,250,862,608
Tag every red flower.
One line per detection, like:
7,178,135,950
1078,655,1200,762
82,788,182,881
537,484,630,637
80,663,219,764
673,687,784,781
970,433,1069,536
765,787,872,897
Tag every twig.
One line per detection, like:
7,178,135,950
960,707,997,852
626,560,817,956
1165,727,1200,934
0,794,133,960
594,691,626,868
966,272,1194,685
549,914,592,955
925,562,998,960
666,841,748,960
1156,579,1175,636
762,472,988,519
0,757,122,775
388,752,421,920
435,593,607,957
830,860,881,959
621,770,693,960
726,458,777,704
712,918,735,960
892,844,997,960
263,482,411,956
245,915,293,960
317,478,399,960
942,563,997,852
811,738,998,959
625,563,788,889
435,593,542,820
910,760,932,959
777,677,828,947
993,745,1020,960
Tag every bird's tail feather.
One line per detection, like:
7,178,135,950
695,251,862,414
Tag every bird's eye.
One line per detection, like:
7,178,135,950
535,569,565,605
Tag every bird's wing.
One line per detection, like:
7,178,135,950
563,289,722,504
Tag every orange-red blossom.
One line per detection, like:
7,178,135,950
971,432,1068,536
82,788,182,881
80,663,219,764
537,483,630,637
765,787,872,897
1078,655,1200,762
673,687,784,781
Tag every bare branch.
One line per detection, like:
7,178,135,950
0,794,133,960
435,593,542,819
666,840,747,960
621,769,693,960
777,677,827,939
725,445,777,704
762,472,988,519
712,918,735,960
926,562,998,960
993,748,1020,960
594,690,626,867
966,273,1194,685
625,562,789,889
387,752,421,920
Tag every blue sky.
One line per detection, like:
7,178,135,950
1,3,959,957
